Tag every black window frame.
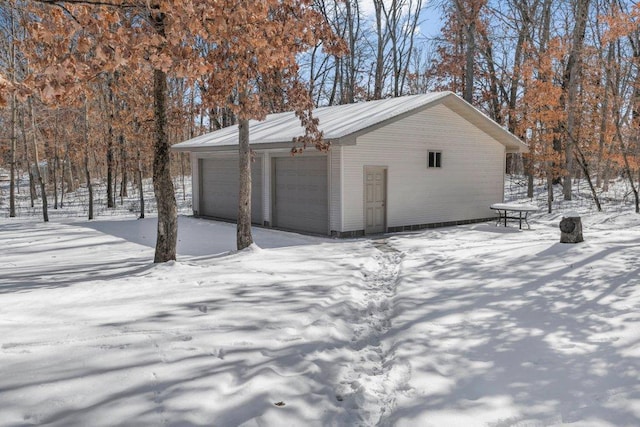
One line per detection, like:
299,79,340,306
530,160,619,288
428,150,442,168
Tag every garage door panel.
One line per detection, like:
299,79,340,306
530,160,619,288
274,156,328,234
200,157,262,223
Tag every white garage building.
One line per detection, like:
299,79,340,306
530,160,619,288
172,92,528,236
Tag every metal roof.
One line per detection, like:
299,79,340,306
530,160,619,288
172,91,528,153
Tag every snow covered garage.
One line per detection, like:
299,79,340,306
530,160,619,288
172,92,528,236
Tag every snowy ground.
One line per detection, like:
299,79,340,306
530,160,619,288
1,177,639,426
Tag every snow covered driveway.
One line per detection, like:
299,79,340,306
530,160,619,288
1,214,639,426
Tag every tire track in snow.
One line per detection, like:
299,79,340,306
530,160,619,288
335,240,410,426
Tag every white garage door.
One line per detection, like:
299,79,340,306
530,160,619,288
199,157,262,224
273,156,328,234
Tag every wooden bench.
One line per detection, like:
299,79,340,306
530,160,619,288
490,203,538,230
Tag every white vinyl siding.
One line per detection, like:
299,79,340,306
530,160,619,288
191,155,201,215
189,102,508,236
341,104,504,232
262,152,270,224
329,147,342,233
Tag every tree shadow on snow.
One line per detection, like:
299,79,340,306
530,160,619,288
382,231,640,426
0,250,376,426
4,219,639,426
77,215,329,256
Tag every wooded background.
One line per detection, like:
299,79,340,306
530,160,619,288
0,0,639,259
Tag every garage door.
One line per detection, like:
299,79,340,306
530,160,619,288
199,157,262,224
273,156,328,234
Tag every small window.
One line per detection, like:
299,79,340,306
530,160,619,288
428,151,442,168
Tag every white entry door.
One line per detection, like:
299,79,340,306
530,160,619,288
364,166,386,234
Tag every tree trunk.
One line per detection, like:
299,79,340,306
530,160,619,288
152,65,177,262
464,18,475,103
596,43,614,188
85,153,93,220
64,148,74,193
237,118,253,250
84,100,94,220
373,0,385,99
343,0,357,104
629,21,640,212
28,98,48,222
620,132,639,213
546,162,554,214
113,153,119,205
137,145,145,219
9,86,17,218
52,114,59,209
574,144,602,211
119,133,128,200
151,12,178,263
388,0,401,97
637,169,640,214
60,151,66,208
106,133,115,208
104,74,117,208
329,56,340,105
562,0,591,201
52,155,59,209
508,23,527,134
523,154,534,198
9,10,16,218
601,155,612,192
19,107,37,207
480,31,502,123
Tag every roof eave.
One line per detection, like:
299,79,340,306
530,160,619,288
172,138,345,153
441,95,529,154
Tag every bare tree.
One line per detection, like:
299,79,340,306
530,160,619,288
561,0,591,201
